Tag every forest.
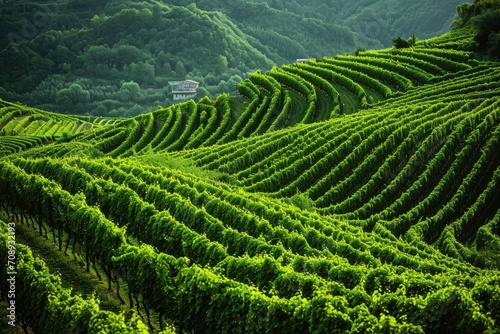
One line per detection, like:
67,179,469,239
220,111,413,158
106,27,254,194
0,0,467,117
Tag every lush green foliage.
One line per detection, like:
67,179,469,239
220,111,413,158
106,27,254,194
0,3,499,333
451,0,500,58
0,0,469,116
0,221,149,333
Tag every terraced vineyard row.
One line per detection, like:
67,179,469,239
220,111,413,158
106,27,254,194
0,25,499,333
1,155,498,332
1,42,480,159
0,220,149,333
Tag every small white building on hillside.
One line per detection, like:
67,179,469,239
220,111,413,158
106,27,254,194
169,80,199,101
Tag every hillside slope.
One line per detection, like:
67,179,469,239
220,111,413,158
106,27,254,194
1,12,500,334
0,0,471,116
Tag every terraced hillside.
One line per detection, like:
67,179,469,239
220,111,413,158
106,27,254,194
1,25,500,333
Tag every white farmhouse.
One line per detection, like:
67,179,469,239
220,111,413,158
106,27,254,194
169,80,199,101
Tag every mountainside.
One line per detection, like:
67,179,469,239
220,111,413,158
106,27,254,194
181,0,466,52
0,0,470,117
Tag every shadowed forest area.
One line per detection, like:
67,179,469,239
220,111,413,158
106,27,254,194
0,0,467,117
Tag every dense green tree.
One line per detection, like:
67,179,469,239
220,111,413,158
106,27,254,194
174,61,187,78
94,8,154,42
119,81,142,102
55,83,90,109
194,86,210,100
112,45,149,69
392,37,412,49
130,61,155,85
0,44,54,92
392,35,417,49
450,0,500,59
214,55,229,74
473,8,500,57
92,104,108,116
83,45,111,72
51,45,76,68
90,14,108,29
472,0,500,15
457,3,474,24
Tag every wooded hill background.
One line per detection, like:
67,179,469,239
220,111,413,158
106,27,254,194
0,0,467,116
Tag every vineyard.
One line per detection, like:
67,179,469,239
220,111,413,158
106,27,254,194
1,23,500,333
